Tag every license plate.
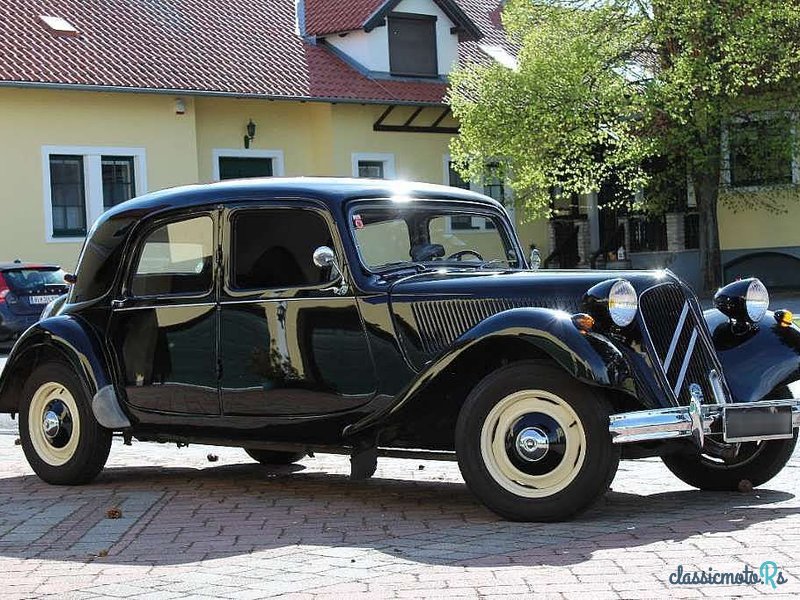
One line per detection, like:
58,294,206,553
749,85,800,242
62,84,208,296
28,295,59,305
723,405,794,442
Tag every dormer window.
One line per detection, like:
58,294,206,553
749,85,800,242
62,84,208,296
388,13,438,78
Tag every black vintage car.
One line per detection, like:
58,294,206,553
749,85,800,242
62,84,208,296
1,178,798,521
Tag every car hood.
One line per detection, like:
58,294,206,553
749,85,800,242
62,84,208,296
389,268,673,308
387,268,679,369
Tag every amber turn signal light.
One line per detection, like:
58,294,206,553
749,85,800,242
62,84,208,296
774,309,794,327
572,313,595,332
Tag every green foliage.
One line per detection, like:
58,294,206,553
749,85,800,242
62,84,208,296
448,0,800,219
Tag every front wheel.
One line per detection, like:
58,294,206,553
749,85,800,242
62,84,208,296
455,361,620,522
662,433,798,491
19,363,112,485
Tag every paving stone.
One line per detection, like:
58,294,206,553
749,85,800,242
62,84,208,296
0,437,797,599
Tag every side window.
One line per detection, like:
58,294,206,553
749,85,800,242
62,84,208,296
131,216,214,297
231,209,334,290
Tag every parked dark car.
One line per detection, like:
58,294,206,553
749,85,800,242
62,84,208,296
1,178,798,521
0,261,68,344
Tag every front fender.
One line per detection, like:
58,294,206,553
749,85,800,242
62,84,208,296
0,315,114,413
706,309,800,403
345,307,637,437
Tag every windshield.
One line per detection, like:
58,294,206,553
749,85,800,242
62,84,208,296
351,203,520,271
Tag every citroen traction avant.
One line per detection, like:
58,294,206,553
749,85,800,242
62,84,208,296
1,178,798,521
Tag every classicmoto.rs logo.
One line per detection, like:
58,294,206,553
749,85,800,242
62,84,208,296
668,562,789,589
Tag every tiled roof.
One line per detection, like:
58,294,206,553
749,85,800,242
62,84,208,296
304,0,385,36
0,0,509,105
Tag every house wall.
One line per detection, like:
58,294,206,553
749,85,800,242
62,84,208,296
0,88,199,271
194,98,334,180
0,88,549,273
717,190,800,251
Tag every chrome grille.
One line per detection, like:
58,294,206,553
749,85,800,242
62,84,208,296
639,283,726,406
411,297,578,355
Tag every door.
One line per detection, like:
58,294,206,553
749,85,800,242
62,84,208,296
219,205,377,416
110,213,220,415
218,156,273,180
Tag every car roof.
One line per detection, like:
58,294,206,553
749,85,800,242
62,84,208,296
71,177,507,304
103,177,503,220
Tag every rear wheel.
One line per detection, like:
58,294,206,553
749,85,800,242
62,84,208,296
19,363,112,485
245,448,305,465
662,434,798,491
455,361,619,521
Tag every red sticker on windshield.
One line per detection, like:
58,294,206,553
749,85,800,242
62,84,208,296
353,214,364,229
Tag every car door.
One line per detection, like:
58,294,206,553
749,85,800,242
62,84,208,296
219,203,377,416
109,211,220,415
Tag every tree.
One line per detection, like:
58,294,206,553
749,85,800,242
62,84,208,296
449,0,800,291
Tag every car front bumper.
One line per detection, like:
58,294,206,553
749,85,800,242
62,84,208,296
609,398,800,445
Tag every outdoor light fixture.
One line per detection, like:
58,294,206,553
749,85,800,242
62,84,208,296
244,119,256,149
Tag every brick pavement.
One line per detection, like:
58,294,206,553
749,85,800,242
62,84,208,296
0,434,799,599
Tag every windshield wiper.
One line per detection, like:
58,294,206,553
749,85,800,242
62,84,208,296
378,261,429,274
478,260,511,270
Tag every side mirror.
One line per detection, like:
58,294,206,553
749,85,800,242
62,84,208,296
313,246,336,269
312,246,348,295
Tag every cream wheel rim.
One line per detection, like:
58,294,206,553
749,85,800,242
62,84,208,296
479,390,586,498
28,382,81,466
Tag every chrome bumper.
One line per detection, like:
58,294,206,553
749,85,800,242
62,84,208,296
609,398,800,445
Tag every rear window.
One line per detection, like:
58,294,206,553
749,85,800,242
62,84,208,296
3,269,65,291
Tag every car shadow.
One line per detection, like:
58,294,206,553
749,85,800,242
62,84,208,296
0,462,796,568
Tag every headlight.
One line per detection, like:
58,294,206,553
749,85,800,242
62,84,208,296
608,280,638,327
714,278,769,324
582,278,638,328
745,279,769,322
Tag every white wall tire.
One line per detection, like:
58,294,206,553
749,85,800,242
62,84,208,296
19,363,112,485
456,360,619,521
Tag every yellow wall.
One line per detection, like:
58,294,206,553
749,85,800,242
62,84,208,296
718,189,800,250
0,88,199,270
0,88,548,271
330,104,451,181
194,98,335,180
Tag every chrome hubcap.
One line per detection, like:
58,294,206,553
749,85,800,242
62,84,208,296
42,410,61,439
480,390,587,499
515,427,550,462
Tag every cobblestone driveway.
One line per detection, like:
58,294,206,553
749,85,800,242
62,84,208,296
0,434,798,599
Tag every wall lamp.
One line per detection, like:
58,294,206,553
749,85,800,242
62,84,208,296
244,119,256,149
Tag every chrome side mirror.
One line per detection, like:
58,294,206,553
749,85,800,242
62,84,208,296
313,246,348,295
313,246,336,269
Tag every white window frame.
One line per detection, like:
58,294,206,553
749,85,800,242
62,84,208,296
352,152,396,179
211,148,285,182
42,145,147,243
442,154,515,233
720,111,799,191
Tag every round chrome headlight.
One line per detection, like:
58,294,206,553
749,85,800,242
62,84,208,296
745,279,769,322
608,279,638,327
714,277,770,324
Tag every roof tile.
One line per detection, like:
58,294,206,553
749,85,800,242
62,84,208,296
0,0,509,104
304,0,385,36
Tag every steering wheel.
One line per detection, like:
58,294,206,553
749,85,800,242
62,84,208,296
447,249,484,262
